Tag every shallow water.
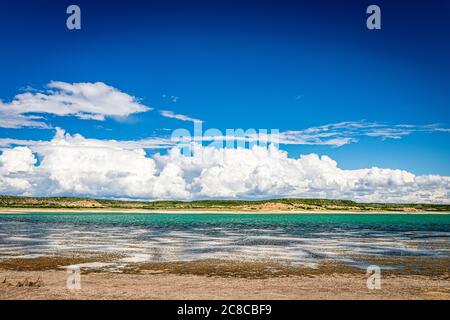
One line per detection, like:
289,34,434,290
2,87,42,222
0,213,449,269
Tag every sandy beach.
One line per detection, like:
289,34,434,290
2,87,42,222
0,257,449,300
1,268,449,300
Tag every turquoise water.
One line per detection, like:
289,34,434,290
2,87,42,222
0,213,449,269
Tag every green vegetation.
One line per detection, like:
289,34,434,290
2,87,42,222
0,195,449,212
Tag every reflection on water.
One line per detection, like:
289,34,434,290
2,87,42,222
0,213,449,269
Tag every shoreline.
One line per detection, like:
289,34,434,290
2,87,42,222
1,207,450,214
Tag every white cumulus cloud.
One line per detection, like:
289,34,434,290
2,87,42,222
0,81,151,128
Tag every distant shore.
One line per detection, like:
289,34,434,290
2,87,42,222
1,207,450,215
2,195,449,214
1,207,450,214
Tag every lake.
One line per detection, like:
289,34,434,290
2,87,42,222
0,213,449,271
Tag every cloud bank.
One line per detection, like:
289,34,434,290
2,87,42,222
1,129,448,203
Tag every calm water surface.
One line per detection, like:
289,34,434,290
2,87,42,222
0,213,449,269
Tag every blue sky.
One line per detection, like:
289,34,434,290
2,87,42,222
0,0,449,178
